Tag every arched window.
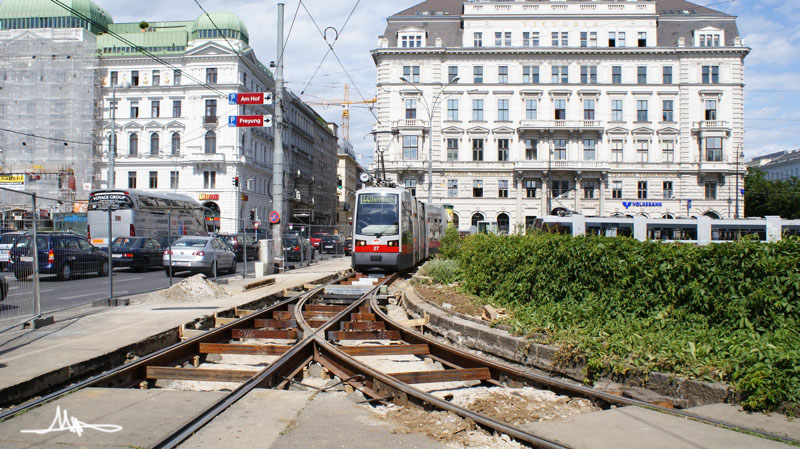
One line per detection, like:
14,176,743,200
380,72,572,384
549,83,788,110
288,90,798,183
129,133,138,156
150,133,159,156
205,130,216,154
471,212,484,228
451,213,460,231
171,132,180,155
704,211,721,219
497,213,510,234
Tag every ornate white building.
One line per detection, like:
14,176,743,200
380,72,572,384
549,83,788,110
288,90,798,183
372,0,749,233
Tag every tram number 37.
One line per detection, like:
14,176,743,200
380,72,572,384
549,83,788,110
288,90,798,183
373,246,380,252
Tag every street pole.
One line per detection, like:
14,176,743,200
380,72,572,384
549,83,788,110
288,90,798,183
107,207,113,301
271,3,285,269
547,142,553,215
167,209,173,286
109,84,116,189
31,194,41,317
735,144,742,219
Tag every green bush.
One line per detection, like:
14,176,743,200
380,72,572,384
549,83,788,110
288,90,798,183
450,233,800,412
419,258,462,285
438,226,462,260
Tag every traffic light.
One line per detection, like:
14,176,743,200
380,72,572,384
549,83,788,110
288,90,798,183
249,210,255,221
232,176,239,187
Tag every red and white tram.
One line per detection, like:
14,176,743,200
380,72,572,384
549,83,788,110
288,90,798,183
352,187,446,272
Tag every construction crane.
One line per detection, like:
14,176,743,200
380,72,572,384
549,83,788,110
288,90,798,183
304,84,376,141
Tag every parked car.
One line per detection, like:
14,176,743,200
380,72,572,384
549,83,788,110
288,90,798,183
321,234,343,254
9,232,109,281
343,237,353,256
163,236,236,277
283,233,313,264
218,233,258,262
0,231,25,270
110,237,163,272
310,233,327,251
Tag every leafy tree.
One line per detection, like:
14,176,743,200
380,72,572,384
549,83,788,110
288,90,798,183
744,168,800,219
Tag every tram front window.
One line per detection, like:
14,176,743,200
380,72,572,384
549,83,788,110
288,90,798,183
356,193,399,236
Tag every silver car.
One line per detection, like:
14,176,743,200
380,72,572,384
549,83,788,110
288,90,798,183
163,236,236,277
0,231,25,270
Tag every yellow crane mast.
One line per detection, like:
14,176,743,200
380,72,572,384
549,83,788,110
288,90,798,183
304,84,376,141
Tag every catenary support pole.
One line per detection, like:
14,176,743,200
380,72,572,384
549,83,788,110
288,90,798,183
31,194,41,317
107,207,113,301
271,2,285,270
167,209,173,286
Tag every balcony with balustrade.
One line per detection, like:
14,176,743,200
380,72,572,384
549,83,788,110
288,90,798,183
518,119,604,133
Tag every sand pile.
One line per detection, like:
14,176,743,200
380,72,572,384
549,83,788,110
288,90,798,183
145,274,230,303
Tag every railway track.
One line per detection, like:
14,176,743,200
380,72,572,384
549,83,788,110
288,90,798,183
1,271,797,448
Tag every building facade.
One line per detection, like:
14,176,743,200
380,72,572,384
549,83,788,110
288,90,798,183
748,150,800,182
372,0,748,233
336,138,364,237
0,1,339,234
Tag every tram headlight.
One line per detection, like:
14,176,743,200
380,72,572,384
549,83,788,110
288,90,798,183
356,240,366,246
387,240,399,247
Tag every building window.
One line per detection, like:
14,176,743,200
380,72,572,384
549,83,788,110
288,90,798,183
618,32,626,47
497,139,509,161
663,66,673,84
495,31,511,47
702,65,719,84
206,67,217,84
662,140,674,163
171,132,180,155
705,137,722,161
400,34,422,48
472,139,484,161
523,65,539,83
525,180,538,198
637,140,649,162
128,171,137,188
205,130,216,154
583,180,596,199
151,100,160,118
403,65,420,83
551,65,568,84
129,133,138,156
523,31,539,47
637,66,647,84
705,100,717,120
525,138,537,160
612,180,623,199
525,99,538,120
497,99,509,121
131,70,139,86
152,70,160,86
551,180,569,197
498,65,508,84
472,99,484,121
473,65,483,84
405,99,417,119
130,101,139,118
149,171,158,189
637,181,648,199
612,66,622,84
170,171,179,190
150,133,159,156
203,170,216,189
663,181,674,199
552,31,559,46
403,135,418,159
608,31,616,47
580,32,588,47
498,179,509,198
205,99,217,118
448,65,458,83
447,179,458,198
447,99,458,121
447,138,458,161
583,138,596,161
612,139,623,162
638,32,647,47
705,181,718,200
611,99,623,121
580,65,597,83
110,71,118,86
473,32,482,47
473,179,483,198
636,100,648,122
554,99,566,120
174,69,181,85
584,99,595,120
662,100,674,122
404,179,416,196
553,138,567,160
172,100,181,118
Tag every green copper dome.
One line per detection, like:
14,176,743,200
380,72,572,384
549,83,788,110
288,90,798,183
0,0,113,34
190,12,249,44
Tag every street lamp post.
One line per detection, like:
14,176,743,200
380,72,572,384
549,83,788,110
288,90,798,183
108,82,130,189
400,76,460,205
735,144,743,218
546,141,554,215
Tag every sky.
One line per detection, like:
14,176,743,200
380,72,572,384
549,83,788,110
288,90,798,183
93,0,800,165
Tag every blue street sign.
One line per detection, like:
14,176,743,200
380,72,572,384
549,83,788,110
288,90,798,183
687,199,692,210
228,115,237,127
740,188,745,196
228,93,237,105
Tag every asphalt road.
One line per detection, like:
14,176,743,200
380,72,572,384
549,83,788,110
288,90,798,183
0,252,348,319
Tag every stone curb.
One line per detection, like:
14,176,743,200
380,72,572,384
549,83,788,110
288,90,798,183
403,284,732,409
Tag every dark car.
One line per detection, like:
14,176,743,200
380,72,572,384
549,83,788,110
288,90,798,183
310,233,327,250
282,233,313,264
343,237,353,256
219,233,258,261
10,232,109,281
321,234,343,254
282,236,305,264
110,237,163,272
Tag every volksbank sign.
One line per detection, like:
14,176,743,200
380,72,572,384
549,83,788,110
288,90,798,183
622,201,663,209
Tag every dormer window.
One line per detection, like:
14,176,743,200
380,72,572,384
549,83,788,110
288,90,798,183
696,27,724,47
400,33,424,48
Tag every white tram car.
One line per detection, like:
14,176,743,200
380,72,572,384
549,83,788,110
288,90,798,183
352,187,446,272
